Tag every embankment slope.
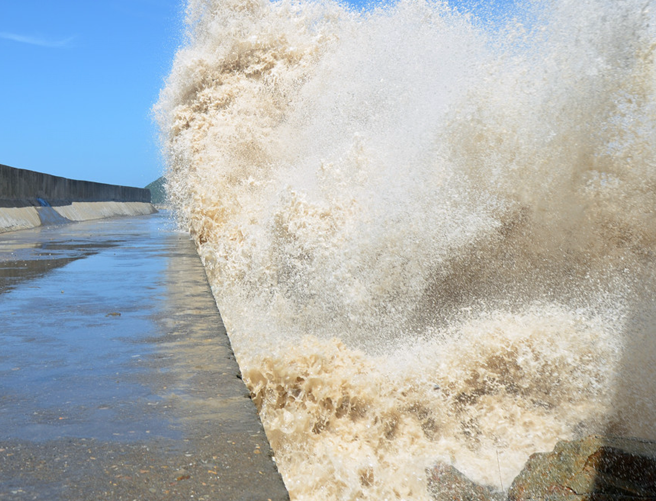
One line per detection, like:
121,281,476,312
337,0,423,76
0,163,156,233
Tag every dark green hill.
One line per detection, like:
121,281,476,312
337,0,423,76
145,176,167,205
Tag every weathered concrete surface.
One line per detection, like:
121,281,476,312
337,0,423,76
0,207,41,233
0,202,157,234
52,201,155,222
0,212,289,500
0,163,157,233
0,164,150,205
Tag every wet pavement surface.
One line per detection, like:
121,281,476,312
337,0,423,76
0,213,289,500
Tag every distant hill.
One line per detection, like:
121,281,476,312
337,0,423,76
145,177,167,205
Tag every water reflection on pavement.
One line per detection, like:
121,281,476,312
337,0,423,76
0,213,288,500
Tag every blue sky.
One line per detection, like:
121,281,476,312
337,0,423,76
0,0,184,188
0,0,515,189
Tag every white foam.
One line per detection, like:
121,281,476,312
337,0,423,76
156,0,656,498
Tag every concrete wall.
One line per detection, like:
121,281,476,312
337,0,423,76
0,163,156,234
0,163,151,205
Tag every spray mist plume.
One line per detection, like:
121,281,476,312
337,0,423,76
155,0,656,498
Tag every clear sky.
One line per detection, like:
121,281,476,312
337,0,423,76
0,0,515,189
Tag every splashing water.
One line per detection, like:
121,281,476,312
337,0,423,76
155,0,656,498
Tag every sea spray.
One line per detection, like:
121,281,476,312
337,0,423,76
155,0,656,498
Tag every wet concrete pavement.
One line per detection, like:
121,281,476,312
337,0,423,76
0,213,289,500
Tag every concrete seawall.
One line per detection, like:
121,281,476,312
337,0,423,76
0,163,150,204
0,163,156,233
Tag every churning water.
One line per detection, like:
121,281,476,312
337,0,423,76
155,0,656,498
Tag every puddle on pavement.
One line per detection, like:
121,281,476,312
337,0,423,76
0,212,289,501
0,214,183,442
